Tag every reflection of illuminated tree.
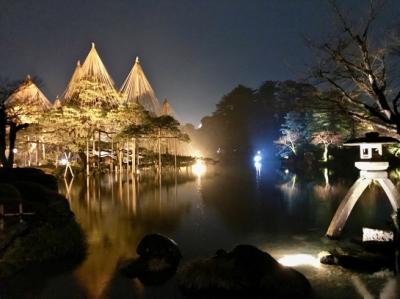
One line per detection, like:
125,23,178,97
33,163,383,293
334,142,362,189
313,168,345,200
277,174,299,201
58,173,193,298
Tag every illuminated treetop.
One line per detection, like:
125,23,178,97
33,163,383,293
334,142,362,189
120,56,160,115
5,75,52,122
160,98,177,119
53,96,62,109
63,43,120,109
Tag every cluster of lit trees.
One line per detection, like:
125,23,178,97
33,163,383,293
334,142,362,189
0,81,188,170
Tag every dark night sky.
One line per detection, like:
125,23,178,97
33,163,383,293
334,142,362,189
0,0,399,125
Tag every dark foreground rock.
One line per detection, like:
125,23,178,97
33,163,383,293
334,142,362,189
0,168,85,278
320,249,393,272
0,167,58,191
120,233,181,285
177,245,312,299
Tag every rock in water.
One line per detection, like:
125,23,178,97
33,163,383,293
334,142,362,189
177,244,311,299
120,234,182,285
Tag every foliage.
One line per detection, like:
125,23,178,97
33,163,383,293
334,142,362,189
192,81,323,158
65,77,120,109
310,131,342,162
274,112,305,157
120,115,189,141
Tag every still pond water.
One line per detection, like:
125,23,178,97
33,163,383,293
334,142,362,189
4,160,400,298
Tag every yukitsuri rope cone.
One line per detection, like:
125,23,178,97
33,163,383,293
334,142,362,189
120,56,160,115
63,43,120,109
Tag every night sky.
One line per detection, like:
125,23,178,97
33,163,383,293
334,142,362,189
1,0,399,125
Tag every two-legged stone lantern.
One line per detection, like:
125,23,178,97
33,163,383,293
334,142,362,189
326,132,400,238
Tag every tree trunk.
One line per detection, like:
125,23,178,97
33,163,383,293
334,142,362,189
78,150,87,172
6,123,17,168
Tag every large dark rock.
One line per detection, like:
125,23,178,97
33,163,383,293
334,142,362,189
0,168,58,191
120,234,181,285
0,168,85,278
177,245,312,299
0,183,21,204
137,233,182,263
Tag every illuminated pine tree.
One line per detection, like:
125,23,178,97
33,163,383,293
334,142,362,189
63,43,120,109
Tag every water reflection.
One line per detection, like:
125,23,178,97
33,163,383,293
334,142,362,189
277,171,299,201
58,170,197,299
4,164,400,299
313,168,345,201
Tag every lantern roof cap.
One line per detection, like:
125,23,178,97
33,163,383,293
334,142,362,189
344,132,399,146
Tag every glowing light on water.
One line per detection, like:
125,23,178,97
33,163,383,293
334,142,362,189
253,151,262,163
253,151,262,176
278,254,320,268
254,161,262,175
193,159,206,176
284,169,289,174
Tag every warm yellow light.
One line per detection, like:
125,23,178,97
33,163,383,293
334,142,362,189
278,254,320,268
192,159,206,177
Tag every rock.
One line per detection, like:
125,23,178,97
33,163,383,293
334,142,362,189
0,168,58,191
320,251,392,272
120,234,182,285
0,168,85,278
137,233,182,264
177,244,311,299
0,183,21,204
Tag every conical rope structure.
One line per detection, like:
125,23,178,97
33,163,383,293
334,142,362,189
5,75,52,122
120,57,160,115
62,60,82,100
63,43,120,109
161,98,178,120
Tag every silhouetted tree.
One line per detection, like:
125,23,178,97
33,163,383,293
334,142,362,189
311,0,400,136
0,79,28,168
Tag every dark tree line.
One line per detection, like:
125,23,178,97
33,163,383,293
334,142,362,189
185,80,358,159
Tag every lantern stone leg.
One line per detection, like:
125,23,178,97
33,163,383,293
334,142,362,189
326,132,400,238
376,178,400,211
327,170,400,238
326,177,371,238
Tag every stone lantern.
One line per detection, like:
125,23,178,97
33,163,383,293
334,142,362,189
326,132,400,238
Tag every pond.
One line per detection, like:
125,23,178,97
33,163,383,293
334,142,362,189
2,160,400,298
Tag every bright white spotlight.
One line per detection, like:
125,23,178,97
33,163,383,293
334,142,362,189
59,158,68,166
278,254,320,268
253,151,262,163
193,159,206,176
